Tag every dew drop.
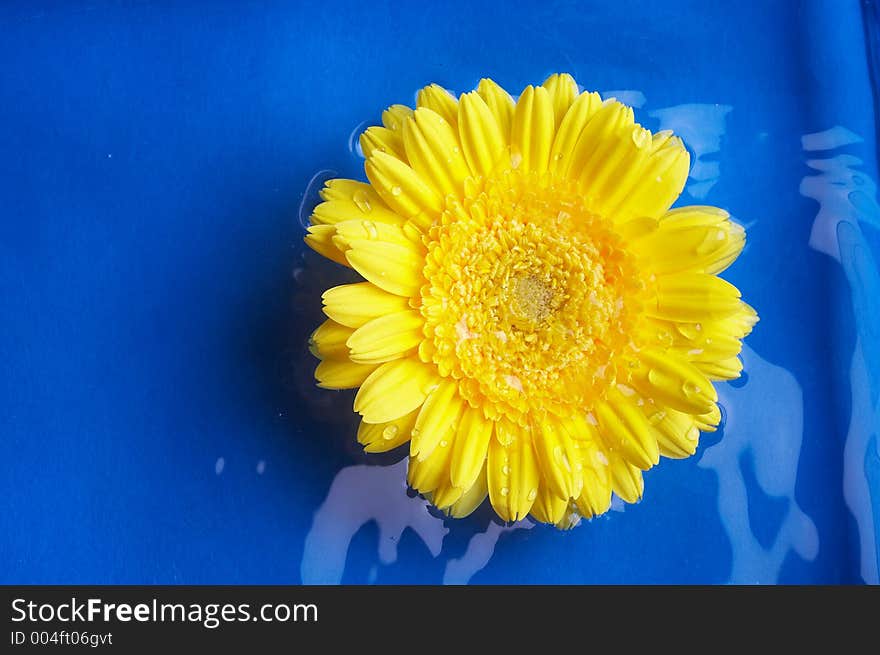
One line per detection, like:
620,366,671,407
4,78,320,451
596,451,609,466
439,439,448,448
391,185,402,196
363,220,378,238
586,412,598,426
682,381,702,399
631,127,650,148
510,151,523,169
500,487,510,497
353,190,372,213
648,411,666,425
553,152,564,161
527,488,538,501
656,329,673,347
452,146,460,155
616,383,636,397
382,424,399,440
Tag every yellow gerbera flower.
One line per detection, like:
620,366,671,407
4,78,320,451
306,74,757,527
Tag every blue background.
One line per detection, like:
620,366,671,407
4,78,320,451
2,0,879,584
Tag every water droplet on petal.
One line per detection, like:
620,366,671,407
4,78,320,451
527,488,538,501
353,190,372,213
391,185,402,196
500,487,510,497
382,424,399,440
510,151,523,169
363,220,378,238
682,381,702,399
648,411,666,425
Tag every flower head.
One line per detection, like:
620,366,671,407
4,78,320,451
306,74,757,526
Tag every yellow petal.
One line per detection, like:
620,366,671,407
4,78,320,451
650,272,743,322
477,78,515,139
645,406,701,459
321,282,410,328
594,388,660,470
315,359,378,389
381,104,413,133
446,462,488,518
365,150,443,220
359,126,407,161
510,85,555,174
533,415,582,500
411,378,464,461
304,224,350,267
332,219,419,251
402,108,469,197
568,100,634,192
566,99,691,222
311,199,404,226
661,204,729,227
354,359,437,423
695,403,722,431
450,406,493,489
613,136,690,222
697,356,744,380
530,484,569,524
357,407,419,453
345,237,425,297
408,437,455,495
416,84,458,128
632,347,717,415
541,73,578,127
576,464,613,518
635,209,745,275
549,91,603,176
346,309,424,364
319,179,384,206
458,91,507,178
609,452,644,504
487,420,539,522
431,482,464,511
309,319,354,360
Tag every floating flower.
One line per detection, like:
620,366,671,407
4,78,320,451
306,74,757,527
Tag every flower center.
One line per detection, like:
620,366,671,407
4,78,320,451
420,171,645,422
511,275,554,326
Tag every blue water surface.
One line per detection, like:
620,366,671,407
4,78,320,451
2,0,879,584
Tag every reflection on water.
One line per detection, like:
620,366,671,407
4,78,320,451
442,521,534,585
701,345,819,583
651,103,731,199
801,126,880,583
301,460,446,584
297,169,337,229
601,89,646,108
301,458,532,584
